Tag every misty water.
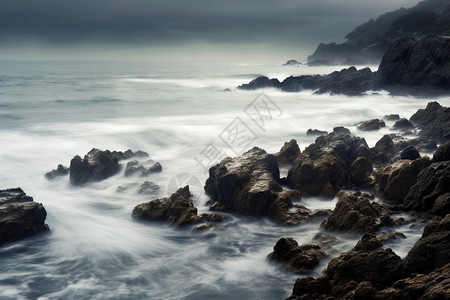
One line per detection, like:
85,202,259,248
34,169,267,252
0,59,447,299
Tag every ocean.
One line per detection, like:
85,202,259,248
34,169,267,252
0,59,447,299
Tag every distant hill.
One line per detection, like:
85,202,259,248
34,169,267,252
307,0,450,65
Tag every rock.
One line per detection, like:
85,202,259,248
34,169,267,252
326,248,408,288
371,134,397,164
383,114,400,121
290,276,332,299
433,140,450,162
376,35,450,97
393,118,414,130
353,233,383,251
357,119,386,131
399,146,420,160
124,160,146,177
237,76,281,90
333,126,351,135
111,149,149,160
350,156,373,187
307,129,328,136
312,233,339,250
0,188,49,245
375,157,431,203
409,102,450,143
69,149,121,185
284,59,302,66
45,164,69,180
268,237,326,273
274,139,300,166
137,181,160,196
132,186,222,227
147,162,162,174
322,192,383,233
404,161,450,216
405,214,450,274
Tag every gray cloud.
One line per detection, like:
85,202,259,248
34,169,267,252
0,0,420,47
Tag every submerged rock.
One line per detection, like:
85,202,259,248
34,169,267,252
306,129,328,136
0,188,49,245
45,164,69,180
357,119,386,131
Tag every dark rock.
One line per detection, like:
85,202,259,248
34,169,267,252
399,146,420,160
405,214,450,274
312,233,339,249
290,276,332,299
433,140,450,162
353,234,383,251
322,192,383,233
111,149,149,160
326,248,408,288
333,126,351,135
69,149,121,185
237,76,281,90
376,35,450,97
147,162,162,174
124,160,146,177
409,102,450,143
307,129,328,136
393,118,414,130
268,237,326,273
350,156,373,187
357,119,386,131
137,181,160,196
284,59,302,66
132,186,222,227
0,188,49,245
267,190,318,226
45,164,69,180
274,139,300,166
375,157,431,203
383,114,400,121
404,161,450,216
371,134,397,164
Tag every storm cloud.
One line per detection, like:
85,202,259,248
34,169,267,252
0,0,420,47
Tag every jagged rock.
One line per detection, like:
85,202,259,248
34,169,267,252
124,160,146,177
384,114,400,121
393,118,414,130
137,181,160,196
371,134,397,164
375,157,431,203
111,149,149,160
409,102,450,143
268,237,326,273
357,119,386,131
399,146,420,160
322,192,384,233
353,234,383,251
238,76,281,90
307,129,328,136
433,140,450,162
45,164,69,180
132,186,222,227
404,161,450,216
147,162,162,173
405,214,450,274
275,139,300,166
0,188,49,245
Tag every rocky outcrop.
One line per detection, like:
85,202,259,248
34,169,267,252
274,139,300,166
132,186,223,227
322,192,385,233
405,214,450,274
357,119,386,131
268,237,326,273
433,140,450,162
410,101,450,144
125,160,162,177
375,157,431,203
371,135,397,165
45,164,69,180
0,188,49,245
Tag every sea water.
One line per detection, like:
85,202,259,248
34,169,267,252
0,59,448,299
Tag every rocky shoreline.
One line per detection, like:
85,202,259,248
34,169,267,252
1,101,449,299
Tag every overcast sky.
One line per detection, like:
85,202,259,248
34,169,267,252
0,0,421,60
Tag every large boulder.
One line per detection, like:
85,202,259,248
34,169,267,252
322,192,384,233
268,237,326,273
0,188,49,245
375,157,431,203
132,186,223,227
274,139,300,166
404,161,450,216
357,119,386,131
409,101,450,143
405,214,450,274
70,149,121,185
376,35,450,96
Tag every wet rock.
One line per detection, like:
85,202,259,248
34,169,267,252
238,76,281,90
275,139,300,166
333,126,351,135
353,234,383,251
383,114,400,121
124,160,146,177
375,157,431,203
409,102,450,143
322,192,384,233
307,129,328,136
350,156,373,187
111,149,149,160
132,186,222,227
267,190,317,226
433,140,450,163
357,119,386,131
0,188,49,245
405,214,450,274
371,134,397,164
137,181,160,196
69,149,121,185
404,161,450,216
147,162,162,174
312,233,339,250
268,237,326,273
399,146,420,160
45,164,69,180
393,118,414,130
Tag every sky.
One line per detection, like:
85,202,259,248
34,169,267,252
0,0,421,61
